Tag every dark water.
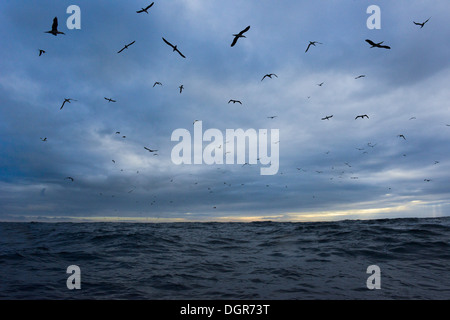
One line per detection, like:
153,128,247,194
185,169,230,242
0,217,449,300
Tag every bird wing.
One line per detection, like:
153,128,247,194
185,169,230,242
261,75,267,81
413,21,421,26
175,48,186,58
60,100,66,109
380,45,391,49
230,36,238,47
365,39,376,46
305,43,311,52
128,41,136,46
118,46,125,53
52,17,58,31
136,9,144,13
146,3,154,10
162,37,174,49
240,25,250,34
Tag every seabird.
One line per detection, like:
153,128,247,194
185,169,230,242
317,82,324,86
355,75,365,79
365,39,391,49
261,73,278,81
153,82,162,87
144,147,158,152
397,134,406,140
39,49,46,56
267,116,277,119
118,41,136,53
413,17,430,28
65,177,74,182
179,85,184,93
305,41,322,53
228,99,242,104
136,2,154,14
104,97,116,102
231,26,250,47
45,17,65,36
40,137,47,142
355,114,369,119
321,115,333,120
60,98,77,110
162,37,186,58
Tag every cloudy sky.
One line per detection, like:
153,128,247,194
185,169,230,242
0,0,449,222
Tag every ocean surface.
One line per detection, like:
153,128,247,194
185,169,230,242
0,217,449,300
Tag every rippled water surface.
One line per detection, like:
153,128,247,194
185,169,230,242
0,217,449,299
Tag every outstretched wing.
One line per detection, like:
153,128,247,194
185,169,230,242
175,48,186,58
162,37,174,49
305,43,312,52
127,41,136,47
365,39,376,46
240,25,250,35
117,46,125,53
230,36,239,47
145,2,154,10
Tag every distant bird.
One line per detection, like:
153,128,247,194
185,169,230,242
365,39,391,49
231,26,250,47
367,142,377,148
321,115,333,120
413,17,430,28
136,2,154,14
144,147,158,152
355,75,365,79
261,73,277,81
40,137,47,142
434,161,439,165
397,134,406,140
317,82,324,86
118,41,135,53
355,114,369,119
104,97,116,102
112,160,115,163
424,179,431,182
305,41,322,53
179,85,184,93
228,99,242,104
267,116,277,119
409,117,416,120
153,82,162,87
45,17,65,36
65,177,74,182
60,98,77,110
162,37,185,58
38,49,46,56
115,132,120,134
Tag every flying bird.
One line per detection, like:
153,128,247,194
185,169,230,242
40,137,47,142
64,177,74,182
153,82,162,87
144,147,158,152
397,134,406,140
305,41,322,53
231,26,250,47
228,99,242,104
321,115,333,120
355,114,369,119
45,17,65,36
413,17,430,28
38,49,46,56
136,2,154,14
365,39,391,49
261,74,278,81
179,85,184,93
355,75,365,79
317,82,324,86
267,116,277,119
104,97,116,102
118,41,135,53
60,98,77,110
162,37,186,58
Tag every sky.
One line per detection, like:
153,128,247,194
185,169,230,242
0,0,449,222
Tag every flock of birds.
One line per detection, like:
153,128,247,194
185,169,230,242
34,4,445,214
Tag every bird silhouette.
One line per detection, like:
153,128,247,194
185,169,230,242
355,75,365,79
153,82,162,87
144,147,158,152
355,114,369,119
228,99,242,104
267,116,277,119
179,85,184,93
321,115,333,120
45,17,65,36
136,2,154,14
231,26,250,47
305,41,322,53
162,38,186,58
65,177,74,182
317,82,324,86
413,17,430,28
40,137,47,142
365,39,391,49
38,49,46,56
118,41,135,53
104,97,116,102
397,134,406,140
261,74,277,81
60,98,77,110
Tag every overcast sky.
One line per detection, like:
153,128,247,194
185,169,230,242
0,0,449,222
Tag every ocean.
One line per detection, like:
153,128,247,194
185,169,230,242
0,217,449,300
